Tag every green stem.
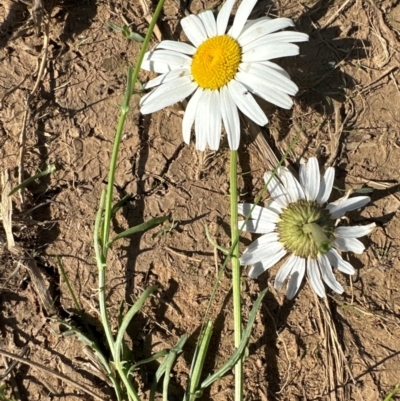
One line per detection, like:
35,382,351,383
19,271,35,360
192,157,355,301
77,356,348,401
102,0,166,252
96,0,166,399
230,150,242,401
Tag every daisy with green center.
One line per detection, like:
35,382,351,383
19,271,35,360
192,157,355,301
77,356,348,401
239,158,375,299
139,0,308,151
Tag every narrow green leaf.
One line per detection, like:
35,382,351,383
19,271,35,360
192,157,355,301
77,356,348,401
107,216,169,248
150,334,188,401
354,187,374,194
188,320,213,401
9,164,56,196
127,350,169,376
200,288,268,389
111,194,132,217
114,286,158,366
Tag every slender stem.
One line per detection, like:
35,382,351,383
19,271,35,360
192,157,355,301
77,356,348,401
230,150,243,401
102,0,166,252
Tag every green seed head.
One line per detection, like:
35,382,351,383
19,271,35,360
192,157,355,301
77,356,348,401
277,200,335,258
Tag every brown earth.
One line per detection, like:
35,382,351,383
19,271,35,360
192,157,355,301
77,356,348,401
1,0,400,400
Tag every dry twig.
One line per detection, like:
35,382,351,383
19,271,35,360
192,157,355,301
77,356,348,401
0,348,105,401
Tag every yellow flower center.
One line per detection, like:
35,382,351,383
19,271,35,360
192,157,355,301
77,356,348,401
191,35,242,90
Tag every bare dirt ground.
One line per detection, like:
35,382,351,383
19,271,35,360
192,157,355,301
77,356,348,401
1,0,400,400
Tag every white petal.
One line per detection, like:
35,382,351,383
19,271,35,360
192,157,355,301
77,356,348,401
156,40,196,55
227,79,268,126
307,258,326,298
141,50,192,73
286,258,305,299
333,237,365,254
335,223,375,239
278,167,305,203
182,87,204,144
264,171,290,207
241,17,272,35
181,14,208,46
238,219,276,233
220,85,240,150
239,62,298,95
238,203,279,223
143,68,191,89
240,233,282,265
299,158,320,201
238,18,295,47
266,200,283,214
326,249,355,275
242,31,309,53
274,254,297,290
236,71,293,109
195,90,210,151
242,43,299,63
207,90,222,150
318,254,344,294
327,196,370,219
316,167,335,204
140,77,197,114
248,248,287,278
216,0,235,35
259,61,291,79
228,0,257,39
198,10,217,38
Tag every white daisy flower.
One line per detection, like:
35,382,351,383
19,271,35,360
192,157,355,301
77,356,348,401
239,158,375,299
139,0,308,151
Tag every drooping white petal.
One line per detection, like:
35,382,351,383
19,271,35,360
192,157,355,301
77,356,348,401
264,171,290,208
236,71,293,109
277,167,305,203
207,90,222,150
216,0,236,35
143,68,191,89
239,62,298,95
316,167,335,204
318,254,344,294
182,88,204,144
299,158,320,201
259,61,291,79
286,257,305,299
335,223,375,239
307,258,326,297
227,79,268,126
194,90,209,151
228,0,258,39
238,18,295,47
326,249,355,275
140,77,197,114
274,254,297,290
220,85,240,150
242,43,299,63
333,237,365,254
181,14,208,46
242,31,309,53
238,203,280,223
327,196,371,219
238,219,276,233
198,10,217,38
156,40,197,55
248,248,287,278
240,232,282,265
